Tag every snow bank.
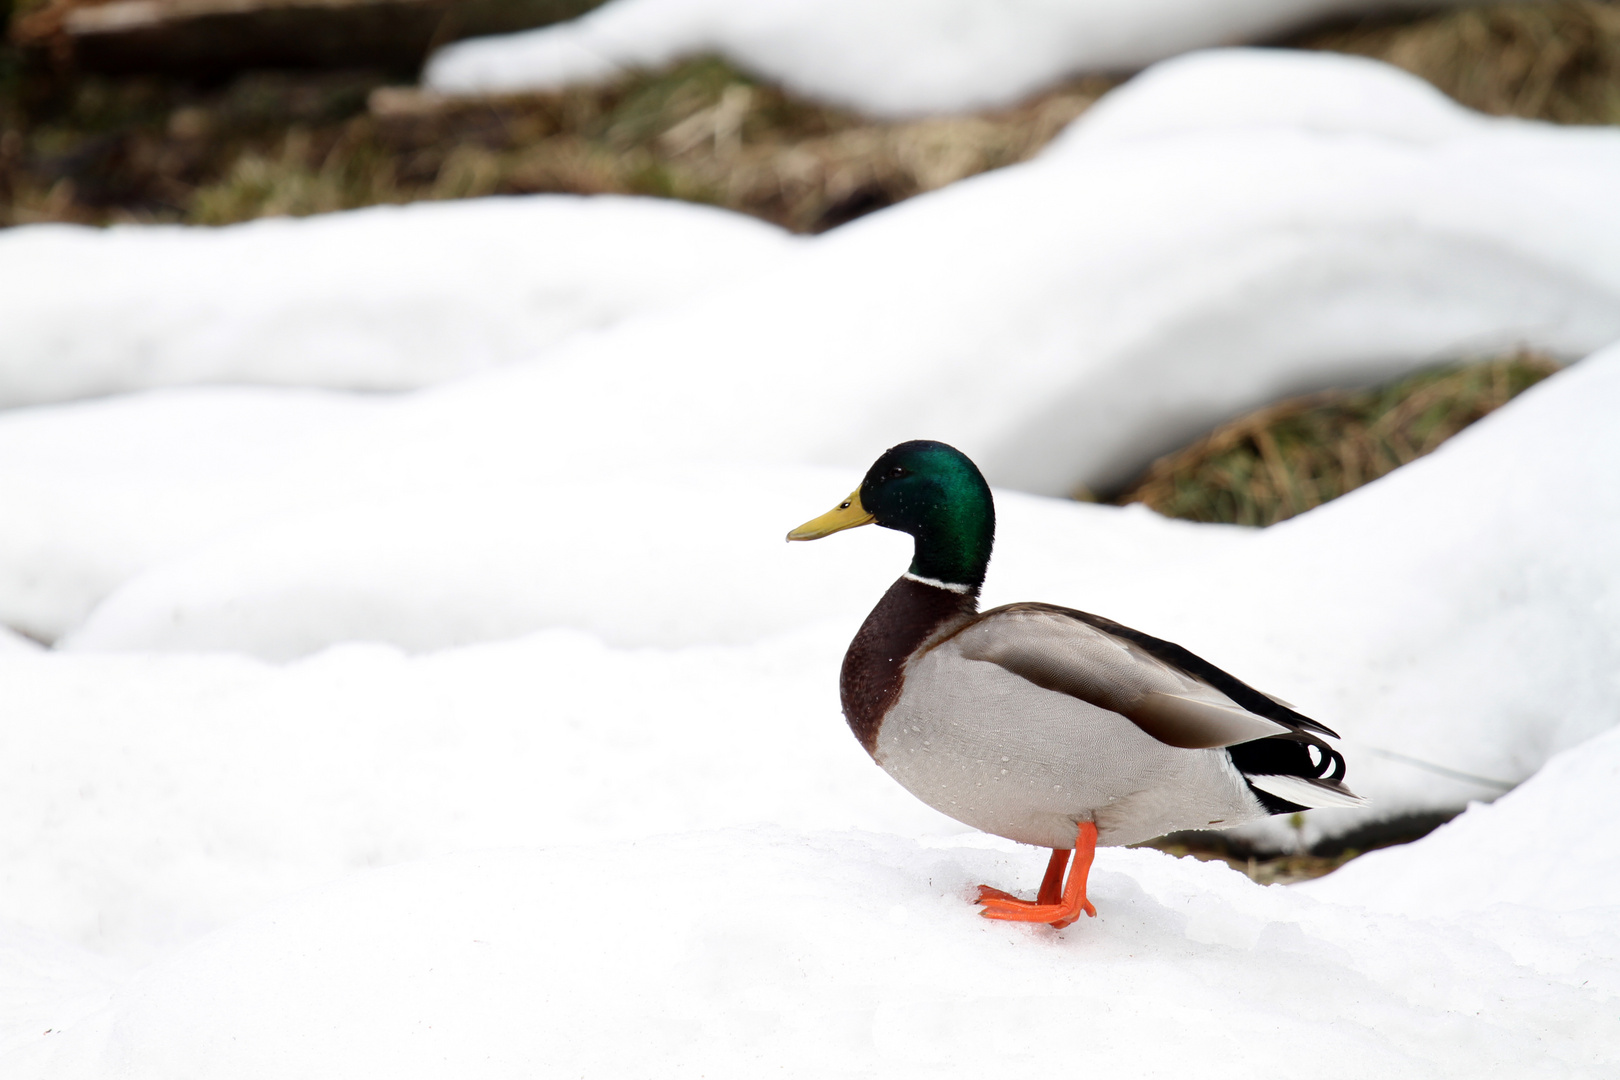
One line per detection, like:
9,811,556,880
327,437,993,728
24,53,1606,426
0,398,947,645
1187,341,1620,846
1306,724,1620,916
967,335,1620,849
414,51,1620,500
7,51,1620,648
45,343,1620,852
57,469,1197,656
0,196,794,407
424,0,1491,116
1054,45,1477,145
0,387,388,641
317,53,1620,503
15,717,1619,1078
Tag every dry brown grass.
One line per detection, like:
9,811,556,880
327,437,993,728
0,56,1113,230
362,64,1111,232
1112,352,1561,527
5,2,1619,229
1292,0,1620,123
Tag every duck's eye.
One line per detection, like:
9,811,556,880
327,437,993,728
839,501,851,509
887,466,908,479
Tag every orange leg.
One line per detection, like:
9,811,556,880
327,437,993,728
1037,846,1072,906
974,822,1098,928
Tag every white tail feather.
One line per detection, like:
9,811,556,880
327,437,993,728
1247,773,1368,810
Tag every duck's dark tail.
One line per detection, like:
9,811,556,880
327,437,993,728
1230,734,1365,814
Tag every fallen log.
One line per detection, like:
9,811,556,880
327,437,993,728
10,0,602,75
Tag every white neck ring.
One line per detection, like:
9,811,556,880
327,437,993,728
903,572,972,595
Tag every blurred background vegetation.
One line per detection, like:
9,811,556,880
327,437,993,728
1110,351,1563,525
0,0,1611,531
3,0,1617,232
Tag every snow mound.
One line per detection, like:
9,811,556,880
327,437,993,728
1305,725,1620,916
0,196,794,407
7,51,1620,647
1053,47,1474,146
59,466,925,656
1192,341,1620,846
53,344,1620,849
362,50,1620,503
0,387,389,642
423,0,1490,116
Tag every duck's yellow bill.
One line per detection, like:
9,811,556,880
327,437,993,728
787,490,873,541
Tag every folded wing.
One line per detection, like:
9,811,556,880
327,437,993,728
953,603,1364,810
954,606,1294,748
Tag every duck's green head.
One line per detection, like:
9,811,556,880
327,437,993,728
787,440,995,591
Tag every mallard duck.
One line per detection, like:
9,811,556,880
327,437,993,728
788,440,1363,928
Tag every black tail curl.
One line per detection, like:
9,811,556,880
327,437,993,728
1228,732,1348,814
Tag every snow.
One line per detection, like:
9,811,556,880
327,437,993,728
1306,725,1620,916
10,727,1619,1077
0,196,794,407
1056,45,1479,144
2,577,1617,1073
0,627,39,652
0,921,125,1061
6,51,1620,651
0,386,390,641
423,0,1494,116
0,334,1610,988
56,339,1620,849
0,628,945,965
1161,338,1620,848
59,465,918,656
2,46,1619,1078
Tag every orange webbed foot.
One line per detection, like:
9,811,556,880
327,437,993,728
974,822,1098,929
977,896,1097,923
975,885,1023,904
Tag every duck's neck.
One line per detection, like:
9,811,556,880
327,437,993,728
839,479,995,753
904,489,994,592
839,575,979,754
